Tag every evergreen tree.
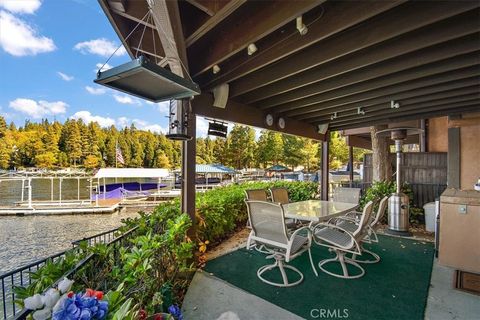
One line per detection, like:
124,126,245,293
282,135,305,170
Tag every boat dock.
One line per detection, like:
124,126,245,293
0,199,121,216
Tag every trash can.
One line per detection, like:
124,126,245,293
423,202,436,232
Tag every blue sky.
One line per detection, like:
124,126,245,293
0,0,222,136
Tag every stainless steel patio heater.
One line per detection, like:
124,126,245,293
376,127,423,236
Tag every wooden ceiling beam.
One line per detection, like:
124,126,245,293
188,0,325,77
110,2,156,30
231,7,480,99
186,0,246,47
346,136,372,150
247,33,479,107
301,78,480,121
147,0,188,76
448,117,480,128
330,103,480,131
312,89,480,125
196,0,404,89
260,51,480,112
313,90,480,126
286,66,479,119
185,0,218,16
190,94,324,141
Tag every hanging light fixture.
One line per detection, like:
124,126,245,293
247,43,258,55
296,16,308,35
166,99,192,141
207,120,228,138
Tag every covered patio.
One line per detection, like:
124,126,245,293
96,0,480,319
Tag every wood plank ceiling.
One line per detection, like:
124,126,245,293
99,0,480,136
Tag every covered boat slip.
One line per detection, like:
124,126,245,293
0,169,171,215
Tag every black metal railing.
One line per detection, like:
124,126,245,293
0,227,125,320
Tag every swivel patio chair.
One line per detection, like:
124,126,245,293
332,187,361,204
269,187,303,227
313,201,374,279
245,200,318,287
245,189,273,254
335,196,389,264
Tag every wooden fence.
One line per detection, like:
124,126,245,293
361,152,447,207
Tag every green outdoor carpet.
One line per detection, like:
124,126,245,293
204,235,434,320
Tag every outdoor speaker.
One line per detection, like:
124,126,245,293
213,83,229,108
166,99,192,141
318,123,329,135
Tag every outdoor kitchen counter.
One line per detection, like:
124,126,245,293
439,188,480,274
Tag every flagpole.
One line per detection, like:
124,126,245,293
115,140,118,168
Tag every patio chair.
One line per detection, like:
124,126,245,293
245,200,318,287
313,201,374,279
244,189,273,254
332,187,361,204
269,187,302,227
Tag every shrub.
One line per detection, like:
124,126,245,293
195,181,319,243
359,181,422,225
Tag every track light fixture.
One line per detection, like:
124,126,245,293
391,100,400,109
247,43,258,55
212,64,221,74
331,112,338,120
296,16,308,35
357,107,365,115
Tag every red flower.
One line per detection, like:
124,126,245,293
94,291,103,300
67,291,74,298
153,315,163,320
85,288,94,297
138,309,147,320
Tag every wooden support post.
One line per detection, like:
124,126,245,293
447,115,461,189
181,112,196,224
321,136,329,200
349,146,354,187
420,119,426,152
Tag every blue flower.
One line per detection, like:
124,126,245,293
168,304,183,320
52,291,108,320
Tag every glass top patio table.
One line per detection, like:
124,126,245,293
283,200,359,222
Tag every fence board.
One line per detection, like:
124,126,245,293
362,152,447,207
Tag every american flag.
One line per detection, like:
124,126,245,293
116,143,124,165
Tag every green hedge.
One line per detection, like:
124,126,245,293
195,181,319,242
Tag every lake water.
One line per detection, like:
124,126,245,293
0,178,144,275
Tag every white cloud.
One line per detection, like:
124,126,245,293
94,62,112,73
85,85,106,95
113,94,141,106
0,0,41,14
9,98,67,118
146,101,169,115
71,111,115,127
57,71,74,81
0,10,56,56
132,119,165,133
74,38,126,57
116,117,165,133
